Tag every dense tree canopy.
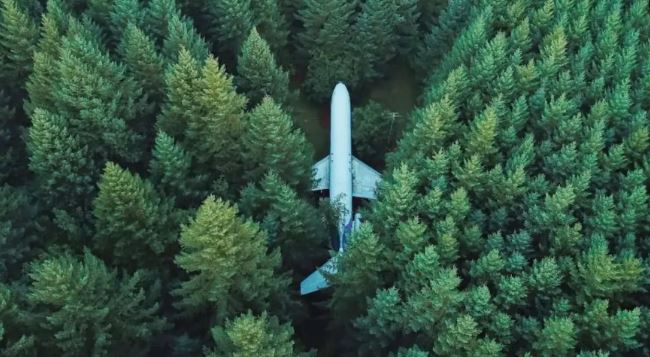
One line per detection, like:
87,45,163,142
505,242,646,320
3,0,650,356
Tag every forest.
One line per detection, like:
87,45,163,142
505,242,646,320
2,0,650,356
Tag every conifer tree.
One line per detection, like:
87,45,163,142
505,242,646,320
173,196,289,321
92,162,180,271
250,0,290,55
118,23,166,117
206,0,254,54
149,130,206,206
26,108,96,214
0,283,35,356
353,0,402,82
330,224,392,322
206,311,312,357
236,28,291,106
239,171,329,272
352,101,403,167
298,0,358,100
28,250,167,355
242,97,312,191
162,14,209,62
0,0,39,95
144,0,180,44
0,185,39,280
109,0,142,44
157,48,202,139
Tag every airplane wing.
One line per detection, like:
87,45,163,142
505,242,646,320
352,156,381,199
312,155,330,191
300,256,337,295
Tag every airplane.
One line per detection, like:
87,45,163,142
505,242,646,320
300,83,382,295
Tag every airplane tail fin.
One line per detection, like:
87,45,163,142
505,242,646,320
300,256,337,295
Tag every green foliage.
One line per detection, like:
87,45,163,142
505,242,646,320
0,284,35,356
237,28,290,106
205,311,312,357
239,171,329,273
0,185,39,280
352,101,404,167
249,0,289,55
0,0,39,93
205,0,253,54
330,224,392,322
173,196,290,321
242,97,313,192
92,162,180,271
28,250,167,355
298,0,358,101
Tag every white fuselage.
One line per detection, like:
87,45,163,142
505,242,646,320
329,83,353,252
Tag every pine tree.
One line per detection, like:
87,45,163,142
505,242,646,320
353,0,401,82
0,283,35,356
92,162,180,271
298,0,358,100
26,108,96,214
118,23,166,116
352,101,403,167
149,130,206,206
0,0,39,94
157,48,202,139
330,224,392,322
144,0,180,44
242,97,312,191
109,0,142,44
173,196,289,321
28,250,168,355
0,185,39,280
533,317,577,356
162,14,209,62
239,171,329,273
206,0,254,54
186,55,247,187
50,32,146,163
236,28,290,106
206,311,312,356
250,0,290,55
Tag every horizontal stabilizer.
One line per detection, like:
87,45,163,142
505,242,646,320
352,156,381,199
300,257,337,295
311,155,330,191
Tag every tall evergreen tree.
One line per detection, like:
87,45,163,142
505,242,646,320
173,196,290,321
92,162,180,271
239,171,329,273
205,311,312,356
236,28,291,106
353,0,402,82
242,97,313,192
206,0,254,54
0,0,39,95
250,0,290,55
297,0,358,100
28,250,168,356
118,23,166,118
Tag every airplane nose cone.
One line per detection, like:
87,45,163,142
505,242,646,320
333,82,349,99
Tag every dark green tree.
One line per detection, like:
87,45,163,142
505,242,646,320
239,171,329,273
28,250,168,356
236,28,291,106
242,97,313,192
250,0,290,55
0,0,39,94
205,311,313,356
206,0,253,54
298,0,358,100
173,196,290,321
92,162,180,271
